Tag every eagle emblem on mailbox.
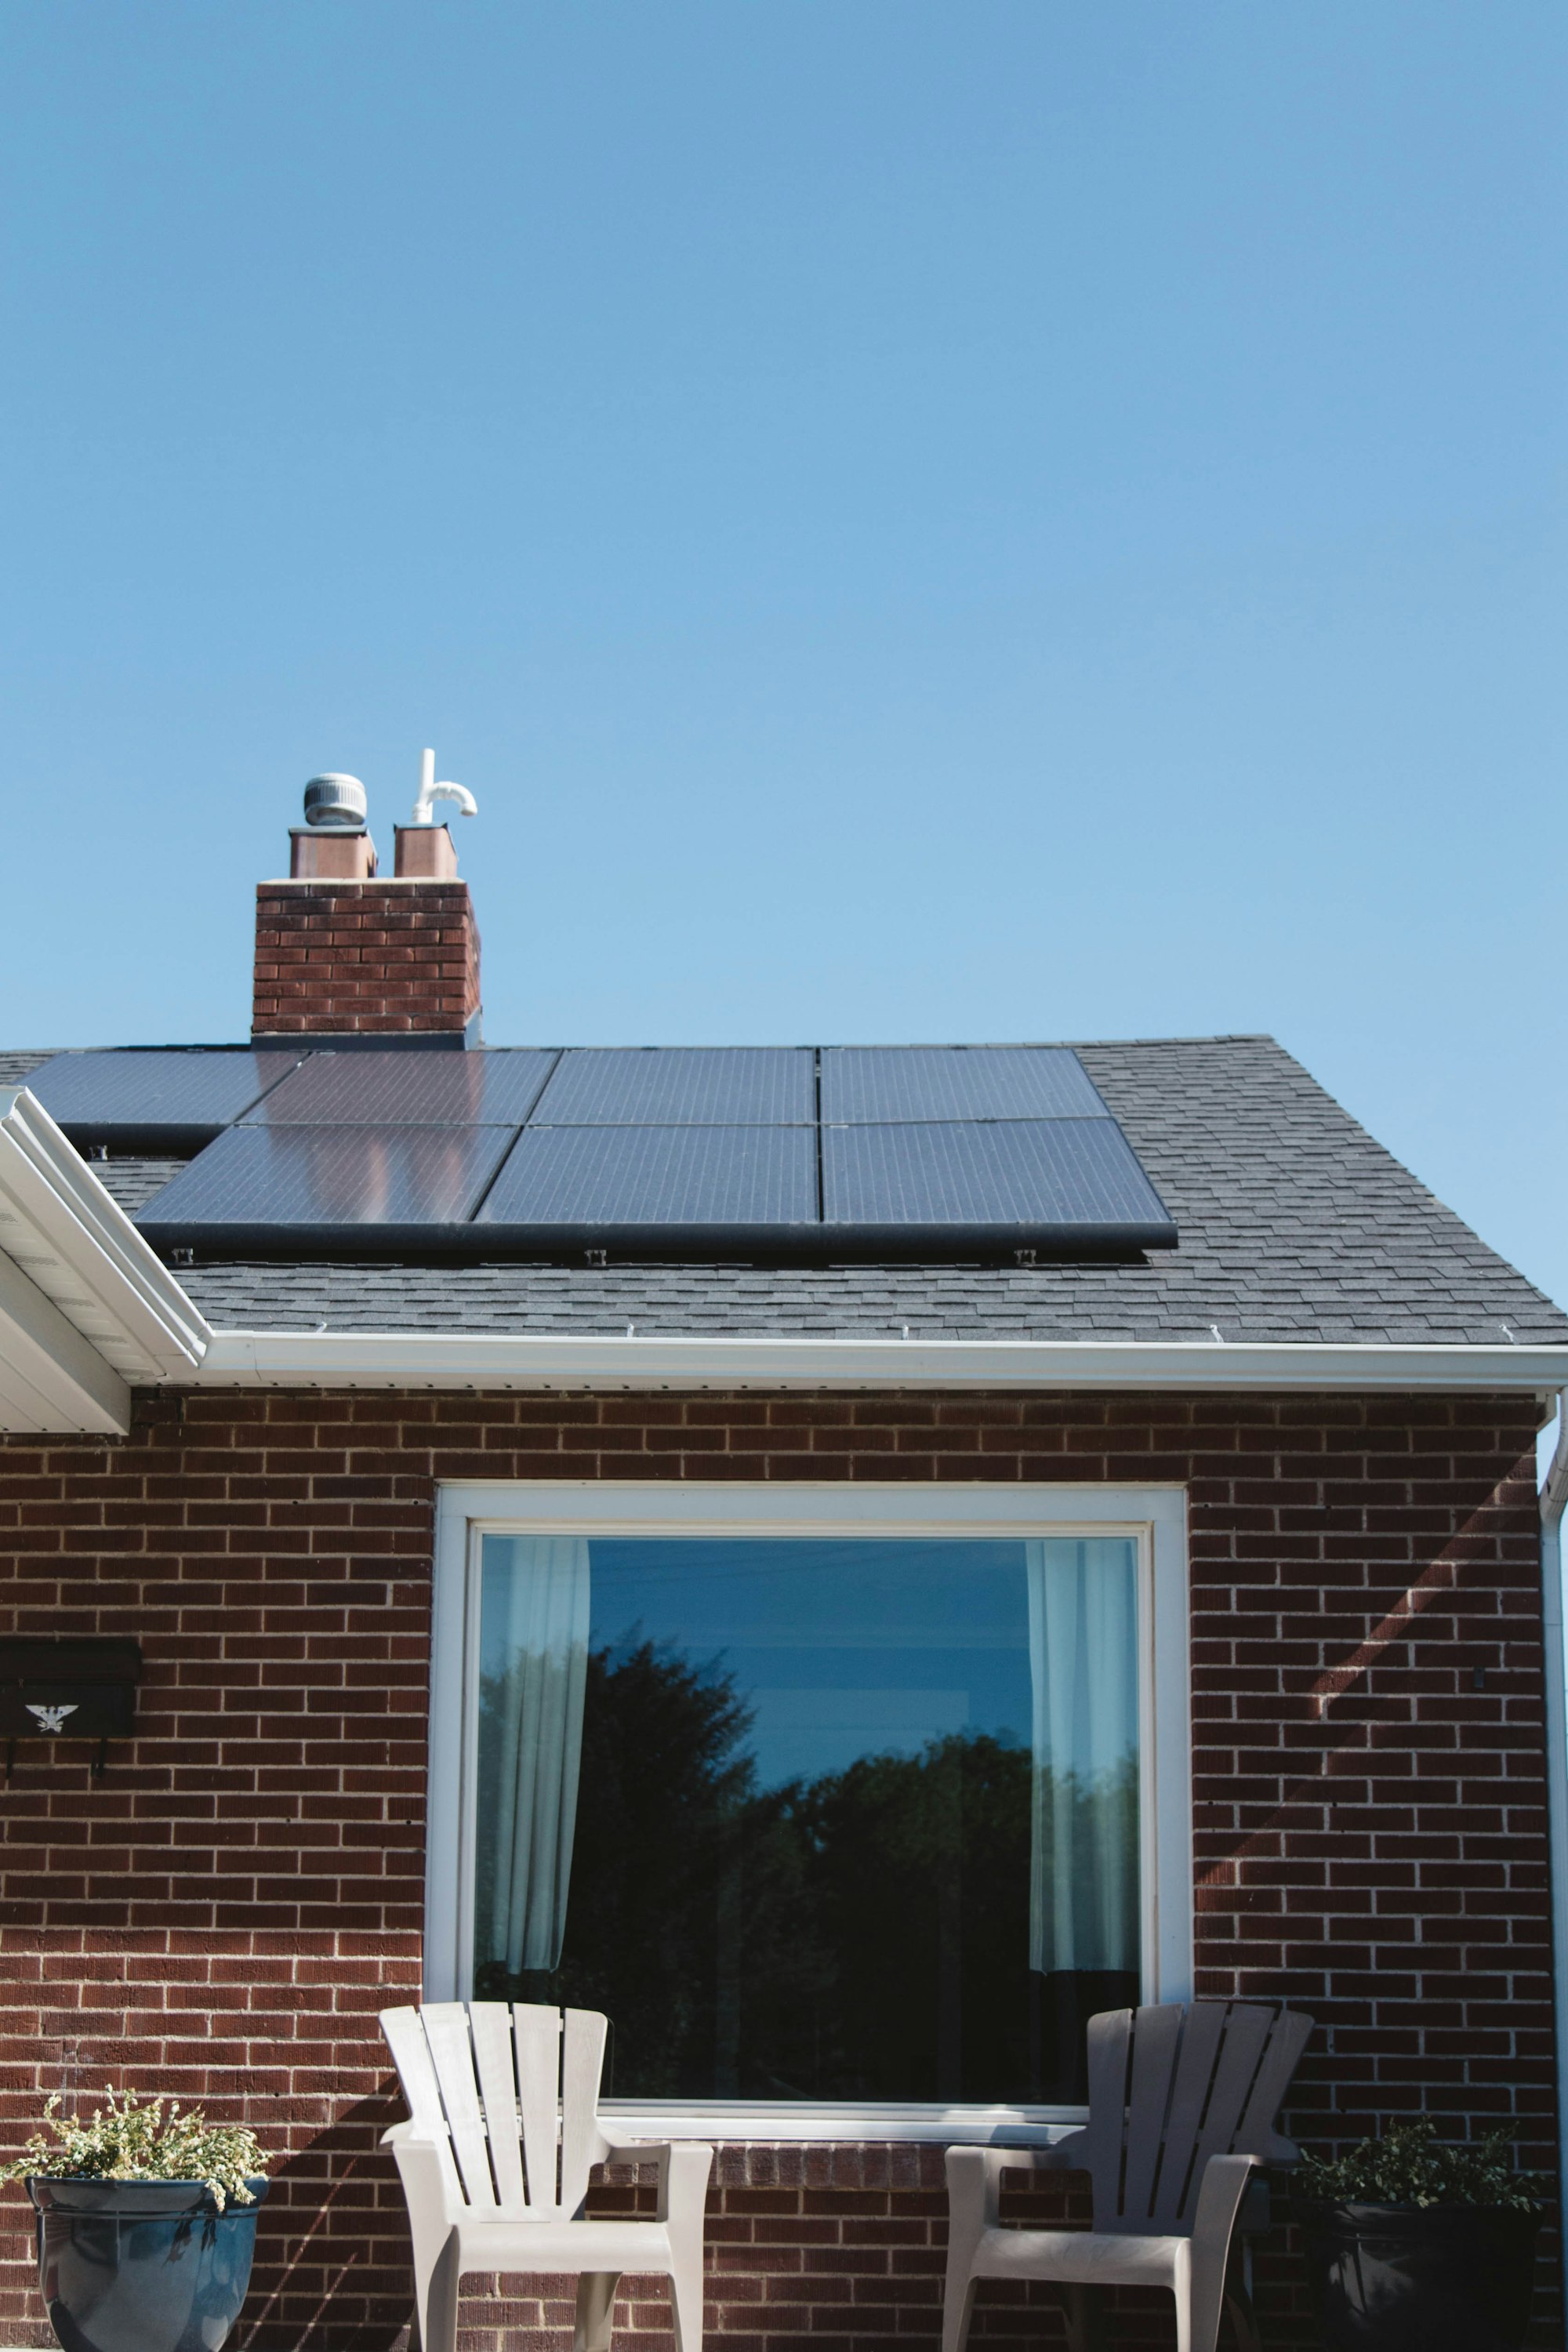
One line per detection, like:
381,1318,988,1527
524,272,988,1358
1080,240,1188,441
25,1703,78,1733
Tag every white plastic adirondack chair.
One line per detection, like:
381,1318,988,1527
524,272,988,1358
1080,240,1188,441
942,2001,1312,2352
380,2003,713,2352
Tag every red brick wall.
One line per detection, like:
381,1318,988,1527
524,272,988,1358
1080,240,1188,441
251,879,481,1036
0,1388,1555,2350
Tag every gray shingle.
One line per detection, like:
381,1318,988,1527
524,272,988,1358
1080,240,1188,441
93,1159,194,1214
0,1051,59,1085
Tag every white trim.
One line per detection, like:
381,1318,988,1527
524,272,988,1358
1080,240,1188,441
597,2100,1080,2146
426,1483,474,2013
200,1327,1568,1395
1539,1399,1568,2262
426,1479,1192,2141
0,1088,209,1431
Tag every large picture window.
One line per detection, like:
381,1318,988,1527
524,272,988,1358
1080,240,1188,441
428,1485,1190,2132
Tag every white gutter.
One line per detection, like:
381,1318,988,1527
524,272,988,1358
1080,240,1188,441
0,1088,210,1433
1540,1399,1568,2257
197,1329,1568,1394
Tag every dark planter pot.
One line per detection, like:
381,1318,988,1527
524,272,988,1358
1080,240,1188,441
1300,2198,1541,2352
27,2176,270,2352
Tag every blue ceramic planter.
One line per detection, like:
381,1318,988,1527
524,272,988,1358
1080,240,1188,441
27,2176,269,2352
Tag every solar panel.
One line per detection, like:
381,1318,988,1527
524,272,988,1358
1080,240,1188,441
243,1049,557,1127
136,1123,514,1243
24,1049,303,1148
531,1048,815,1126
479,1124,817,1238
821,1119,1174,1245
819,1046,1106,1123
109,1040,1176,1264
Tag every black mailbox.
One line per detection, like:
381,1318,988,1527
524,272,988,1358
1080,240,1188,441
0,1639,142,1774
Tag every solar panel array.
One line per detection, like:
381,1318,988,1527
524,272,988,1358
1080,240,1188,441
25,1044,1176,1261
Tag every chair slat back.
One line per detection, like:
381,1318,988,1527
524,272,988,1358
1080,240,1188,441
423,2003,503,2210
470,2004,528,2212
516,2004,567,2215
379,2001,612,2221
1083,2002,1312,2235
560,2009,610,2215
381,2004,451,2140
1119,2004,1185,2222
1233,2005,1314,2164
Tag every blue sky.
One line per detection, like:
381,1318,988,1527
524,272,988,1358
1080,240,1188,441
2,4,1564,1308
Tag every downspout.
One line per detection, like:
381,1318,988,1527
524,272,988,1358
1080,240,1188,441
1539,1393,1568,2258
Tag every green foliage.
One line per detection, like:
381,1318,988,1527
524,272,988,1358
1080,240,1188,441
1298,2118,1544,2213
0,2089,267,2211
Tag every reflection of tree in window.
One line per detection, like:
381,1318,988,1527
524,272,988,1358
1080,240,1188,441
475,1636,1138,2105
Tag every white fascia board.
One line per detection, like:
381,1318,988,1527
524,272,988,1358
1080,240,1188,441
0,1088,209,1381
195,1328,1568,1396
1542,1396,1568,1523
1538,1389,1568,2260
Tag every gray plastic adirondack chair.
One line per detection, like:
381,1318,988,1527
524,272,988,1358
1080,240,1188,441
942,2001,1312,2352
380,2002,713,2352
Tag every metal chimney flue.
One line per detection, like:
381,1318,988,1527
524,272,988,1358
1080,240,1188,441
291,771,377,879
303,773,368,829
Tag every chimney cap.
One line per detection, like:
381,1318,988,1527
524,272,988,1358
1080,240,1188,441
303,773,368,829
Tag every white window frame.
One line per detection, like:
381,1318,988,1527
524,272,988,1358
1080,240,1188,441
426,1479,1192,2143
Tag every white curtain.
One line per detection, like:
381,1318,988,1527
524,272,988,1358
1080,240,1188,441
1026,1538,1140,1975
480,1537,591,1975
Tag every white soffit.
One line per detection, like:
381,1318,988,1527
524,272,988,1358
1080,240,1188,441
0,1087,210,1432
198,1328,1568,1396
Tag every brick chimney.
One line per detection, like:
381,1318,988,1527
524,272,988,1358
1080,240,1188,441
252,771,482,1041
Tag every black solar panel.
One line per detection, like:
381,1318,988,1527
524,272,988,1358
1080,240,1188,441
822,1119,1174,1245
137,1124,514,1241
479,1124,817,1236
103,1040,1176,1263
243,1049,557,1127
531,1047,815,1125
25,1049,302,1148
820,1046,1107,1123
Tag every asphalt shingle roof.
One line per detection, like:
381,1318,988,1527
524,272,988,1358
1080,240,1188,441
7,1034,1548,1346
96,1159,194,1214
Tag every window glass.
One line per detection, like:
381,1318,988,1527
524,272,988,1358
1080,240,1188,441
474,1534,1140,2104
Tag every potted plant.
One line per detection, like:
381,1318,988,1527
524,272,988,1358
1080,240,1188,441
0,2087,270,2352
1295,2116,1544,2352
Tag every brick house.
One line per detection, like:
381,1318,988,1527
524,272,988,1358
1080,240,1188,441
2,797,1566,2351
